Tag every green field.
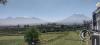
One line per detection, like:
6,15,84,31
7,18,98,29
0,31,86,45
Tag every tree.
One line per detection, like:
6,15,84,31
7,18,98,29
83,20,92,30
0,0,7,5
24,27,40,45
17,24,20,33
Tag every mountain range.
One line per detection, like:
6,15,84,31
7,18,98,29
0,17,46,26
57,14,91,25
0,14,91,26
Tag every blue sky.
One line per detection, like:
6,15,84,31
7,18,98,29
0,0,99,22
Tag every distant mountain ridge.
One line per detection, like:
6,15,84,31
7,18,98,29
0,17,46,26
0,14,91,26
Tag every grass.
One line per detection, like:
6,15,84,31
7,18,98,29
41,31,84,45
0,39,25,45
0,36,25,45
0,31,86,45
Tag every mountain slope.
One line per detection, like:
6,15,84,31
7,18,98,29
0,17,46,26
58,14,91,25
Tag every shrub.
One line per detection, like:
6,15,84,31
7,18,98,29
24,27,40,45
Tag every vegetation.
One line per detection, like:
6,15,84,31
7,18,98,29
0,0,7,5
0,23,88,34
37,23,89,32
24,27,40,45
0,36,24,45
0,31,86,45
0,23,90,45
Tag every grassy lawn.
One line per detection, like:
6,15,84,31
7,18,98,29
0,31,86,45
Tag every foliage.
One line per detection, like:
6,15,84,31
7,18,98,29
24,26,40,45
0,0,7,5
0,31,86,45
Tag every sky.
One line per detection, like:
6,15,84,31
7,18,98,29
0,0,99,22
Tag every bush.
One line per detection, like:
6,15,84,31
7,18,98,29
24,27,40,45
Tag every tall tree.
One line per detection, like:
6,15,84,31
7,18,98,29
0,0,7,5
